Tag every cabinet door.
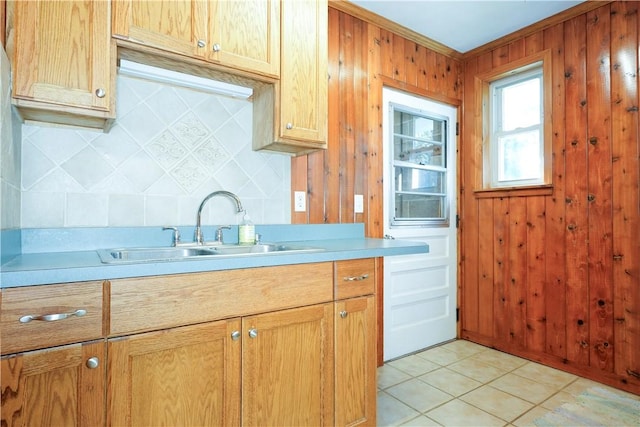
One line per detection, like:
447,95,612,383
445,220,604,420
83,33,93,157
209,0,279,77
10,0,111,111
108,320,241,426
335,296,377,426
279,0,328,144
112,0,209,59
243,303,334,426
1,341,105,427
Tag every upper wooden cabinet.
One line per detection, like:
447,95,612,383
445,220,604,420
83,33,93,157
253,0,328,154
6,0,115,130
112,0,280,78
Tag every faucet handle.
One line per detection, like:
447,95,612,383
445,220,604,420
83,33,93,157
216,226,231,244
162,227,181,247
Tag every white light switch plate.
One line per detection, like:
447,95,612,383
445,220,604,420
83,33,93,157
354,194,364,213
294,191,306,212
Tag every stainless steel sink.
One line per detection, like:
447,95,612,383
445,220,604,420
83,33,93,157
97,243,323,264
97,247,219,263
209,243,323,255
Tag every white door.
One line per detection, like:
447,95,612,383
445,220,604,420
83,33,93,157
382,87,457,361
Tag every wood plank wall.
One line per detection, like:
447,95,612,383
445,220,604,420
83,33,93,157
1,0,5,47
290,6,462,364
461,1,640,394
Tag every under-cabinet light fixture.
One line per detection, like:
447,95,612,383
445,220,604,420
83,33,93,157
118,59,253,99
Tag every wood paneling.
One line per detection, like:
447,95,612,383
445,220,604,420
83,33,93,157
294,1,638,393
292,7,463,364
610,0,640,384
292,7,463,234
460,1,640,394
1,0,5,47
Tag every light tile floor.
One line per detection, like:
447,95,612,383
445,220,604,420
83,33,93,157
378,340,640,426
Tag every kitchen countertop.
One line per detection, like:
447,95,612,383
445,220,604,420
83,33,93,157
1,224,428,288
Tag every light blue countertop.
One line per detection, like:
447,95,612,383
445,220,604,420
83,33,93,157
1,224,428,288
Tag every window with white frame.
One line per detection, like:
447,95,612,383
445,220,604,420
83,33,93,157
489,64,543,187
390,105,449,226
477,51,552,193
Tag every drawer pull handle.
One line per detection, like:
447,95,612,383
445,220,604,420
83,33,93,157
340,311,348,318
19,309,87,323
343,274,369,282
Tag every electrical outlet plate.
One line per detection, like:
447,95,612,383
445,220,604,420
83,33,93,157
294,191,306,212
354,194,364,213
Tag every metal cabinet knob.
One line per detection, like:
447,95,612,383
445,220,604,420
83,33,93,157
248,328,258,339
212,43,221,52
286,123,293,130
86,357,99,369
340,311,348,319
197,39,206,48
95,88,106,98
231,331,241,341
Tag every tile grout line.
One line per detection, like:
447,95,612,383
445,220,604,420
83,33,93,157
378,342,611,426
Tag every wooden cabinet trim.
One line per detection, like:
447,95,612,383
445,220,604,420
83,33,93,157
110,262,334,335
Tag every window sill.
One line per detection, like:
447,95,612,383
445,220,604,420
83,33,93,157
474,185,553,198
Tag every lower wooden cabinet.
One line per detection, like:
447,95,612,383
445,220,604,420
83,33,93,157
243,303,334,426
108,303,334,427
1,341,106,427
1,259,377,426
335,296,377,426
108,320,241,426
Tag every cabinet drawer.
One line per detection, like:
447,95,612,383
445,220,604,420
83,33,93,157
109,262,334,335
335,258,376,299
1,282,105,355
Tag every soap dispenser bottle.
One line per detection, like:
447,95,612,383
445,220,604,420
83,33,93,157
238,211,255,245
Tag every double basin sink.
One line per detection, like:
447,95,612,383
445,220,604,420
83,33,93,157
97,243,324,264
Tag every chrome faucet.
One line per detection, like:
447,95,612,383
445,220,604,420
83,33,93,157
194,190,244,244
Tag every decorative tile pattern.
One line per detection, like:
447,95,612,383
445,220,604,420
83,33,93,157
17,74,291,227
194,137,229,170
146,130,187,169
173,112,209,149
170,155,209,193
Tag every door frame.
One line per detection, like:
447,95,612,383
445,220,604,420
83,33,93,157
375,78,462,365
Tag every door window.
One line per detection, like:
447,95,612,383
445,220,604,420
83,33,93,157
390,106,449,226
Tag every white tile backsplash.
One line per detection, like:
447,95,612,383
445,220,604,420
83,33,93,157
19,74,291,227
108,194,144,226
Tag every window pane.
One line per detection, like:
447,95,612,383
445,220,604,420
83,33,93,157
395,167,445,194
393,110,445,143
393,136,444,167
498,130,541,182
390,103,449,225
501,77,541,131
395,194,445,220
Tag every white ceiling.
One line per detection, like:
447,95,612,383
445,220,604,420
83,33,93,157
349,0,584,53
